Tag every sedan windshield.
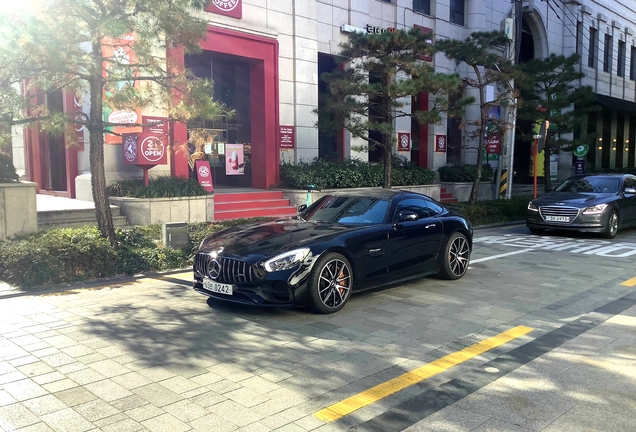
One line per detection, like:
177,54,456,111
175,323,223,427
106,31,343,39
556,176,620,193
302,195,389,224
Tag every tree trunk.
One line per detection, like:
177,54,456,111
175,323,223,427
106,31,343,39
383,145,392,189
469,79,487,204
90,40,116,246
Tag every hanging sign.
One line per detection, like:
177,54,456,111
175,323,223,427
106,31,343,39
205,0,242,19
397,133,411,151
196,160,214,192
414,25,434,62
280,126,295,149
486,134,502,154
225,143,245,175
435,135,447,152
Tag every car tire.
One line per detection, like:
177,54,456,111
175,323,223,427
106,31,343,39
528,227,545,235
307,252,353,314
437,232,470,280
603,210,619,239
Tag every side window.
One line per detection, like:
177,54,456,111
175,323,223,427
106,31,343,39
624,177,636,189
393,199,432,221
424,200,444,216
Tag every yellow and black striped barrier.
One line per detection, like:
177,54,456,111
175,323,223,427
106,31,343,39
499,169,508,196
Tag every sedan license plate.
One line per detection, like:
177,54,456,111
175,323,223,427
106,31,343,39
545,216,569,222
203,278,233,295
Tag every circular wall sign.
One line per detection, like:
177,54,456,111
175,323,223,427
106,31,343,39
198,165,210,178
573,144,589,157
140,136,165,162
213,0,239,11
123,136,137,162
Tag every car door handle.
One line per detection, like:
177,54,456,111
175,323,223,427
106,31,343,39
425,224,436,229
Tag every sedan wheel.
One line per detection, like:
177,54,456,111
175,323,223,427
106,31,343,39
438,232,470,280
604,210,619,239
307,252,352,314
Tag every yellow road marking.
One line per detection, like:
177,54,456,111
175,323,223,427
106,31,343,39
620,276,636,287
314,325,534,423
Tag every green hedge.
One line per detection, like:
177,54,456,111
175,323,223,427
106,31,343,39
108,175,206,198
0,219,267,289
438,164,494,182
448,196,530,226
280,158,436,189
0,151,19,183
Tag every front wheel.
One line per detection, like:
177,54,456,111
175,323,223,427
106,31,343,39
603,210,619,239
307,252,353,314
438,232,470,280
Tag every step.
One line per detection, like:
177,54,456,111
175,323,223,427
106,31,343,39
214,206,298,221
214,191,284,203
38,216,128,230
440,192,454,200
215,199,292,212
37,206,121,222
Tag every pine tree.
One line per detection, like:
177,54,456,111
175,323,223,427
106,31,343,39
436,31,516,204
318,28,465,188
0,0,225,245
517,54,598,191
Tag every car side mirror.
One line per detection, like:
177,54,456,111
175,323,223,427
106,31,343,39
297,204,307,213
394,210,418,225
624,187,636,195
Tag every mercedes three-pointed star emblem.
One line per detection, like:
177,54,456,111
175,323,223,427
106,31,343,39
207,259,221,280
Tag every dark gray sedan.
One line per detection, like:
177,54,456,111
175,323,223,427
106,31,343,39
526,173,636,238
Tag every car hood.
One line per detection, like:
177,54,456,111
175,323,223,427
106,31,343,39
198,218,360,257
534,191,617,208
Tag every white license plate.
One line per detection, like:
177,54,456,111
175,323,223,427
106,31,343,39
203,278,233,295
545,216,570,222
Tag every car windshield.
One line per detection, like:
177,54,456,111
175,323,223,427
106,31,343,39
556,176,620,193
302,195,389,224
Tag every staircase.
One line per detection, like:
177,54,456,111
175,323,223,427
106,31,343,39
38,206,128,230
214,190,298,221
440,187,458,203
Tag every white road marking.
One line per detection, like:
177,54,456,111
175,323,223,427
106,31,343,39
471,249,533,263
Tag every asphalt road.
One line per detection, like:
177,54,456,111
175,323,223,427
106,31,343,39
1,224,635,431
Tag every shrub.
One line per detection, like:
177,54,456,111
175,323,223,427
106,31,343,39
0,152,19,183
108,175,206,198
438,164,494,182
280,158,436,189
448,196,530,226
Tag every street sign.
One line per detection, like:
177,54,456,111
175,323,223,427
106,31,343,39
573,144,589,158
574,157,585,174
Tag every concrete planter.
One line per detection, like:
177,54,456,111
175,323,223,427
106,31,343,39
109,195,214,226
0,181,37,240
281,184,441,208
441,181,496,202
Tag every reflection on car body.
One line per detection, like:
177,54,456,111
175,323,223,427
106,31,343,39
526,173,636,239
193,189,473,314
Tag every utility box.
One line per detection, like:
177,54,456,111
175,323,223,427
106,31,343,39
162,221,189,249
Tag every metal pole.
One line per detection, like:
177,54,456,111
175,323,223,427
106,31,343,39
505,97,517,199
504,0,522,199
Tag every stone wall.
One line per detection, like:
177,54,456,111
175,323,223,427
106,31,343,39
0,182,37,240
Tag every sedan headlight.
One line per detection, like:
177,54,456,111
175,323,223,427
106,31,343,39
582,204,608,214
528,201,538,211
264,248,310,272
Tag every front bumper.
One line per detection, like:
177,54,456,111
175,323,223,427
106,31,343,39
526,209,606,233
193,277,309,306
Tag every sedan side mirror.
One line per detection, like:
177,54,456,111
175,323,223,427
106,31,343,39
297,204,307,213
394,210,419,224
624,187,636,195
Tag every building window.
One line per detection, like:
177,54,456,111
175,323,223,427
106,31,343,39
631,46,636,80
413,0,430,15
588,27,597,68
618,40,626,77
575,21,583,56
603,34,612,73
449,0,465,26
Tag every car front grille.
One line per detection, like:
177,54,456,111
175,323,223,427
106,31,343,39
194,253,256,284
539,206,580,223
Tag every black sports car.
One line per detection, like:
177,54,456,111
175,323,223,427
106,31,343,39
193,189,472,314
526,173,636,238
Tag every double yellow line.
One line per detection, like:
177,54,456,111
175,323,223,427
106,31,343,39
314,325,534,422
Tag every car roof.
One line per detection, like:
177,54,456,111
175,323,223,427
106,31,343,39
572,173,630,178
330,188,404,199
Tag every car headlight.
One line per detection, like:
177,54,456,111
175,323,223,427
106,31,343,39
528,201,538,211
264,248,310,272
582,204,608,214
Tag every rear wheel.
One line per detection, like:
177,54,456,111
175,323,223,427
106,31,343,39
438,232,470,280
528,227,545,235
307,252,353,314
603,210,619,239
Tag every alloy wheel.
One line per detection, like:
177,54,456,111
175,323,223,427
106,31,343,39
317,259,351,309
609,212,619,237
448,236,470,277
